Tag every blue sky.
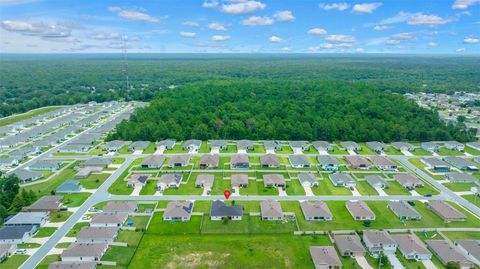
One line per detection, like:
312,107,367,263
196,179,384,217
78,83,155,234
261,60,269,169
0,0,479,53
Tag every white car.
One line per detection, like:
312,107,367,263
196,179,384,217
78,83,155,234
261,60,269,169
81,216,91,220
15,249,27,254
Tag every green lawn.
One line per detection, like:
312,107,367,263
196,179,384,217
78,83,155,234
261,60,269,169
102,230,144,267
239,180,279,196
164,143,188,153
66,222,89,237
276,146,294,154
330,146,348,155
34,227,57,238
443,182,478,192
411,148,433,156
49,211,72,222
355,180,379,195
198,142,210,153
384,146,404,155
17,243,41,248
128,216,150,230
0,106,61,127
148,213,202,235
285,180,306,196
0,255,29,269
201,215,297,234
441,231,480,241
220,145,237,153
78,173,110,189
312,179,352,196
118,144,133,154
357,143,375,155
112,157,125,164
211,175,232,195
36,254,60,269
437,148,464,156
23,161,80,198
108,157,144,195
384,181,411,196
143,142,156,154
462,194,480,207
465,146,480,156
117,230,144,246
395,250,426,269
62,192,91,207
55,242,71,248
139,180,158,195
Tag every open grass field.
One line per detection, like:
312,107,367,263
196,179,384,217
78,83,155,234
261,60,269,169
0,255,29,269
443,182,478,192
312,178,352,196
462,194,480,207
78,173,110,189
62,192,91,207
383,181,412,195
201,215,297,234
437,148,465,156
0,106,61,127
465,146,480,156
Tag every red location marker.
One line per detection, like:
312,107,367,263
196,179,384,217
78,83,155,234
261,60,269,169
223,190,231,200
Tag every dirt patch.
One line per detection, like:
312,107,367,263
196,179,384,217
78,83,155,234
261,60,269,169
165,251,230,269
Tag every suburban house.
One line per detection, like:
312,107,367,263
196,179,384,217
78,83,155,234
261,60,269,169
444,141,465,151
260,200,283,221
329,173,356,187
368,156,397,171
103,201,138,214
300,201,333,221
290,141,310,152
422,158,451,172
195,174,214,189
341,141,361,152
387,201,421,220
298,173,319,187
168,155,191,167
455,240,480,266
56,180,82,193
421,142,439,153
24,195,63,212
263,174,286,188
28,160,61,171
157,174,183,190
126,174,150,188
128,141,150,152
344,156,371,170
210,200,243,221
61,243,108,262
288,155,310,168
260,153,280,168
0,157,19,169
366,141,387,154
426,240,474,268
48,262,97,269
312,141,333,152
75,166,103,179
157,139,175,150
391,142,414,152
363,230,398,257
183,139,201,152
199,154,219,169
163,201,194,222
392,234,432,260
264,141,281,152
231,154,250,169
6,168,42,183
79,157,111,168
466,142,480,151
365,175,389,189
427,200,466,222
0,225,37,244
104,140,127,152
0,244,15,263
443,156,478,171
394,174,424,189
445,173,478,183
90,213,128,227
346,201,376,220
141,155,165,168
334,234,366,257
309,246,342,269
4,212,49,227
231,174,249,188
209,140,228,151
317,155,340,171
76,227,119,244
237,140,254,151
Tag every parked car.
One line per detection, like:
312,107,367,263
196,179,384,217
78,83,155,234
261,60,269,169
423,193,432,197
15,249,27,254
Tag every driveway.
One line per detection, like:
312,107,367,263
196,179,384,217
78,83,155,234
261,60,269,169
386,253,405,269
351,187,361,196
303,185,314,196
278,188,287,196
375,187,388,196
421,259,438,269
355,256,374,269
131,185,143,196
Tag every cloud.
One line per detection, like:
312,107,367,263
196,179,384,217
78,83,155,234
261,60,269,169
90,31,122,40
375,11,411,25
278,47,291,52
307,28,327,35
269,35,286,43
373,25,392,31
241,16,273,26
221,1,266,14
208,22,227,31
108,7,162,23
320,42,353,49
273,10,295,22
456,48,466,52
191,41,226,48
464,35,479,43
325,34,356,43
319,2,350,11
202,0,218,8
407,13,450,26
356,48,365,52
384,32,415,45
352,2,383,14
428,42,437,47
212,35,231,41
1,20,72,38
183,21,199,27
180,31,197,38
452,0,480,9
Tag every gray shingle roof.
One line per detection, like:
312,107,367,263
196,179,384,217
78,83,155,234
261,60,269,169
210,200,243,217
301,201,332,219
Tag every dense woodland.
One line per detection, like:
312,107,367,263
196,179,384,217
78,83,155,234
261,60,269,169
0,173,37,223
108,80,475,142
1,54,480,117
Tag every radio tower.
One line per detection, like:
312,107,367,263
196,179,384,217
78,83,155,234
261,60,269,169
122,35,130,90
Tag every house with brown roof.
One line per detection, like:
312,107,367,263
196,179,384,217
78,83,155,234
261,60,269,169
103,202,138,214
344,156,371,170
61,243,108,262
301,201,333,221
426,240,474,268
231,154,250,169
168,155,190,168
392,234,432,260
195,174,214,189
231,174,249,188
455,240,480,266
263,174,286,188
141,155,165,168
76,227,119,244
363,230,397,257
23,195,63,212
157,174,182,190
427,201,466,222
260,154,280,168
394,174,424,189
334,234,366,257
345,201,376,221
199,154,219,169
310,246,342,269
163,201,194,222
90,213,127,228
368,156,397,171
260,200,283,220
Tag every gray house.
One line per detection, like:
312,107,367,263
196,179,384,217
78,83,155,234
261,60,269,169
346,201,376,220
56,180,82,193
24,195,63,212
365,175,389,189
289,141,310,151
341,141,361,152
157,174,182,190
392,234,432,260
128,141,150,152
421,142,439,153
104,140,127,152
163,201,194,222
444,141,465,151
422,158,451,172
183,139,201,151
79,157,111,168
363,230,398,257
28,160,61,171
298,173,318,187
310,246,342,269
76,227,119,244
312,141,333,152
231,174,249,188
260,200,283,220
288,155,310,168
195,174,214,189
443,156,478,171
263,174,286,188
317,155,340,171
231,154,250,169
0,225,37,244
210,200,243,221
394,174,424,189
329,173,356,187
300,201,333,221
387,201,421,220
334,234,366,257
103,202,138,214
427,200,466,222
445,173,478,183
264,141,281,152
90,213,128,228
455,240,480,266
5,212,49,227
157,139,175,150
6,168,42,183
209,140,228,150
366,141,387,153
237,140,254,151
168,155,191,167
391,142,414,152
199,154,219,169
141,155,166,168
260,154,280,168
426,240,474,268
61,243,108,262
368,156,397,171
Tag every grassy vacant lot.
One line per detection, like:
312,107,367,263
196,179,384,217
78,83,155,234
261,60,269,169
34,227,57,238
129,234,359,269
443,182,478,192
286,180,306,196
0,106,60,127
355,180,378,195
411,148,432,156
108,158,144,195
383,181,411,196
49,211,72,222
462,194,480,207
240,180,279,196
139,180,157,195
201,215,297,235
62,192,91,207
384,146,403,155
78,173,110,189
0,255,29,269
437,148,464,156
66,222,89,237
312,179,352,196
142,142,156,154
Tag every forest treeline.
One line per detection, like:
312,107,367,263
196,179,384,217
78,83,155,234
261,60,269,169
1,54,479,117
107,80,476,142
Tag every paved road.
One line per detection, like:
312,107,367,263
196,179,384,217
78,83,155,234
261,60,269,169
19,157,135,269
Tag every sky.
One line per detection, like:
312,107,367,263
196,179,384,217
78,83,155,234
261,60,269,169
0,0,479,53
